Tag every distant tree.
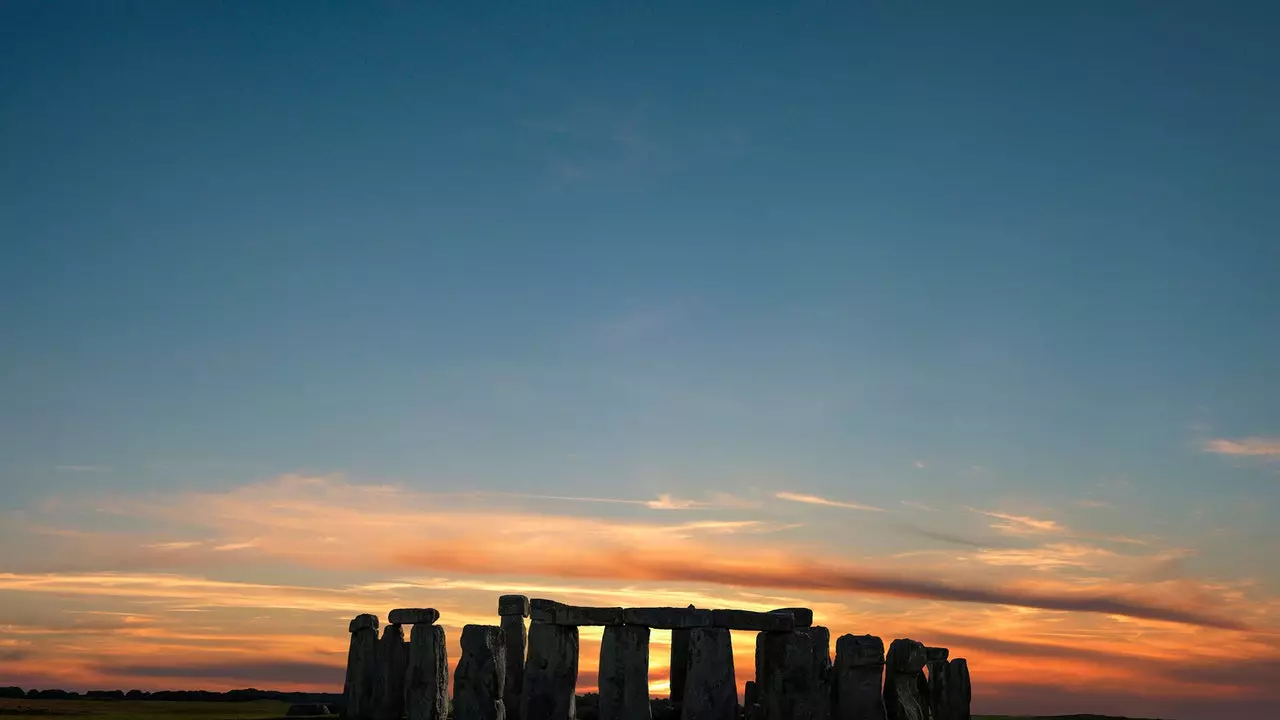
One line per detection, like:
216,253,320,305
0,687,24,700
126,690,147,700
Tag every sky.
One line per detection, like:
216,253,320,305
1,1,1278,718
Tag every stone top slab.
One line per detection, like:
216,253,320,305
388,608,439,625
886,638,927,674
498,594,530,617
770,607,813,627
924,646,949,663
529,599,624,626
349,613,379,632
622,607,713,629
835,633,884,667
711,609,794,632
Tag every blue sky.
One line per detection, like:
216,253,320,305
1,3,1278,717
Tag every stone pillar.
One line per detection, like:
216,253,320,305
832,635,885,720
669,604,695,710
756,631,817,720
923,648,948,720
521,622,579,720
374,624,410,720
883,640,927,720
407,624,449,720
456,625,507,720
681,627,735,720
599,625,651,720
799,627,831,720
942,660,969,720
345,614,380,720
500,595,531,720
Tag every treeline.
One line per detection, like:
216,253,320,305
0,687,342,704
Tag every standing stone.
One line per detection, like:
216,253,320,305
883,640,927,720
374,625,410,720
501,614,528,720
681,627,735,720
670,605,696,709
923,649,948,720
407,624,449,720
942,661,969,720
832,635,885,720
599,625,651,720
798,627,831,720
521,622,579,720
456,625,507,720
756,631,819,720
743,681,758,708
345,614,380,720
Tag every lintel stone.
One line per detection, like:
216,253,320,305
622,607,713,629
389,608,440,625
711,609,794,632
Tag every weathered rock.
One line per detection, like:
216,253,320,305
942,660,970,720
528,599,561,623
621,607,713,629
755,631,818,720
374,625,409,720
770,609,813,628
924,649,948,720
455,625,507,720
389,608,440,626
798,627,831,720
743,681,758,707
681,628,735,720
833,635,885,720
502,615,527,720
555,605,624,626
744,705,763,720
406,624,449,720
669,604,695,711
883,639,927,720
344,617,380,720
599,625,651,720
711,610,793,632
500,595,532,618
521,622,579,720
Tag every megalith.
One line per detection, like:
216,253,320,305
832,635,885,720
942,660,969,720
669,604,696,711
406,624,449,720
500,595,530,720
374,624,410,720
345,614,380,720
756,630,819,720
521,622,579,720
798,627,831,720
599,625,651,720
681,627,736,720
883,639,927,720
455,624,507,720
923,648,948,720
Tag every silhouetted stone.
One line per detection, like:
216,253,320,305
770,609,813,628
374,624,410,720
503,614,528,720
390,609,440,626
456,625,507,720
521,622,579,720
711,610,793,632
529,599,561,623
599,625,650,720
345,615,381,720
500,595,531,618
681,628,735,720
833,635,885,720
942,660,969,720
407,624,449,720
743,681,758,708
555,606,625,626
883,640,926,720
798,627,831,720
756,630,823,720
621,607,713,629
923,649,947,720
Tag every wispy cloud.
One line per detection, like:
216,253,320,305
212,539,259,552
901,500,940,512
913,460,927,469
55,465,112,473
969,507,1065,535
1203,437,1280,458
775,492,885,512
145,541,204,551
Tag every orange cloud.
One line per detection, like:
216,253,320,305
1203,436,1280,457
774,492,884,512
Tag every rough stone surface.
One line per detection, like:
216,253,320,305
555,605,624,626
621,607,713,629
529,599,560,623
344,620,380,720
883,639,927,720
521,622,579,720
599,625,651,720
711,610,793,632
406,624,449,720
924,649,949,720
942,660,970,720
455,625,507,720
833,635,885,720
502,615,527,720
350,614,380,633
500,595,531,618
770,609,814,628
669,605,696,710
755,631,819,720
744,706,763,720
681,628,735,720
374,625,409,720
798,627,831,720
389,608,440,626
743,681,758,708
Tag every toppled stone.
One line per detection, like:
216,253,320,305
374,624,409,720
883,639,927,720
500,595,532,618
344,617,380,720
406,624,449,720
502,615,527,720
833,635,885,720
943,660,970,720
455,625,507,720
350,614,380,633
521,622,579,720
681,628,736,720
924,648,948,720
389,608,440,626
622,607,713,629
770,608,814,628
711,609,793,632
755,631,818,720
599,624,651,720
